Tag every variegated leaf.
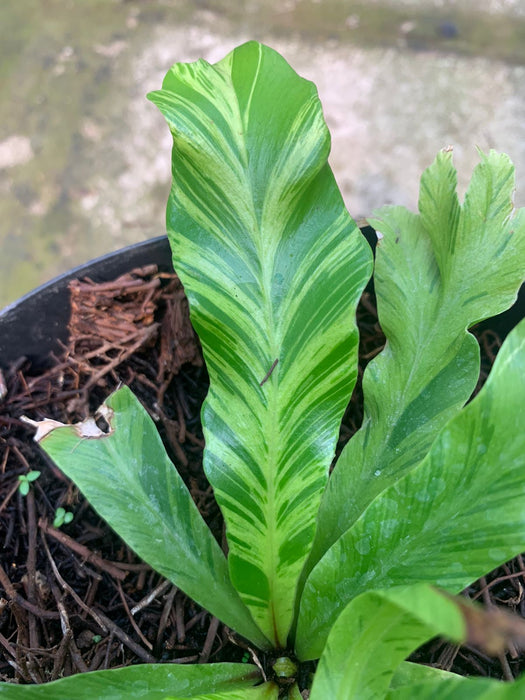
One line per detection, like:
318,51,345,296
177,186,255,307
148,41,372,645
37,387,268,649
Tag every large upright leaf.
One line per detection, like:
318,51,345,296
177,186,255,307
307,150,525,573
37,387,268,649
0,663,262,699
148,41,372,645
296,317,525,659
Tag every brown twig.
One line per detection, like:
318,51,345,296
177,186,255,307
40,532,108,633
199,615,220,663
90,608,157,664
69,637,89,674
39,518,127,581
130,578,172,616
175,594,186,643
50,630,72,681
25,490,40,654
259,358,279,387
473,571,525,601
104,561,152,572
0,632,17,661
0,563,59,620
48,573,90,675
156,585,177,647
116,580,153,651
0,479,19,513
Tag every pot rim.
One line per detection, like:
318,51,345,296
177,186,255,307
1,228,522,370
0,236,173,369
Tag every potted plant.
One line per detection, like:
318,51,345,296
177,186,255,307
1,41,525,698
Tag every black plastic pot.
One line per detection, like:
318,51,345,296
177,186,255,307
0,231,523,371
0,236,173,371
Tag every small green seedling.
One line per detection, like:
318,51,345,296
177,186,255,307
17,470,40,496
53,506,74,528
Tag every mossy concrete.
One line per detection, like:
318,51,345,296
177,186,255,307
1,0,525,306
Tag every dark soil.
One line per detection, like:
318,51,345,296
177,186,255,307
0,265,523,688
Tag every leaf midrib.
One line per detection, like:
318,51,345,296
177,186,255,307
231,44,283,645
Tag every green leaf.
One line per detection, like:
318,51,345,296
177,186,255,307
307,150,525,574
18,470,41,497
284,684,304,700
310,584,525,700
53,507,66,527
297,317,525,659
53,510,64,527
387,674,525,699
0,663,262,699
52,507,73,528
168,682,278,699
38,386,268,649
18,479,29,496
309,585,466,700
390,662,464,688
148,41,372,645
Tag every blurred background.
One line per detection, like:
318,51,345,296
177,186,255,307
2,0,525,307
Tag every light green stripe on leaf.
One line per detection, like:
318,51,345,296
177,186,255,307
306,149,525,580
297,317,525,659
38,387,268,649
148,41,372,645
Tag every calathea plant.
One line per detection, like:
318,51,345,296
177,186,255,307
2,41,525,699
